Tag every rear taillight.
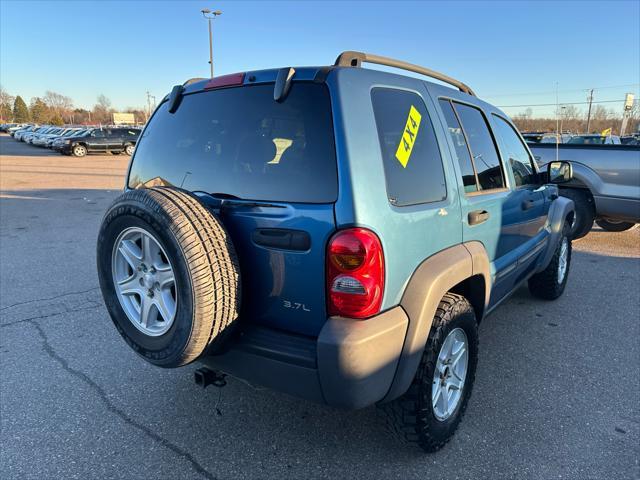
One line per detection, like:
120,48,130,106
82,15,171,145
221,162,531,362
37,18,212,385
327,228,384,319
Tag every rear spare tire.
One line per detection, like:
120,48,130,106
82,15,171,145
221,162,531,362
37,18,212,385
97,187,241,367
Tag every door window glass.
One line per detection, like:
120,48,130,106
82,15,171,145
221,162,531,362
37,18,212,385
492,115,537,186
453,103,505,191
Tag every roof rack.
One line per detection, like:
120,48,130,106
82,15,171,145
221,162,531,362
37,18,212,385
334,51,476,97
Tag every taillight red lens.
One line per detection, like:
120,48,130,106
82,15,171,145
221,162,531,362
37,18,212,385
204,72,245,90
327,228,384,319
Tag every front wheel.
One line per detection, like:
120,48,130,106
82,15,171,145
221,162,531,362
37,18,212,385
528,222,572,300
381,293,478,452
595,218,637,232
72,144,87,157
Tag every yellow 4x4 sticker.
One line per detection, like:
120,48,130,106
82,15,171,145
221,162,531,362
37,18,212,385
395,105,422,168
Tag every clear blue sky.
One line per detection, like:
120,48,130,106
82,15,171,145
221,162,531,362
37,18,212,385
1,0,638,117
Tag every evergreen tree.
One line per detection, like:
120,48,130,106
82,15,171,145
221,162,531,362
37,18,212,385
13,96,29,122
30,98,49,124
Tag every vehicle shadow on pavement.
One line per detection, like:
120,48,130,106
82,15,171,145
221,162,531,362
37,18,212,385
1,189,639,479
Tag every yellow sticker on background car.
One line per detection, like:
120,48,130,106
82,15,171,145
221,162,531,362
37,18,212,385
395,105,422,168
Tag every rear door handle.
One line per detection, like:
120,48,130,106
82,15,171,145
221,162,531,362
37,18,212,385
468,210,490,225
521,199,535,210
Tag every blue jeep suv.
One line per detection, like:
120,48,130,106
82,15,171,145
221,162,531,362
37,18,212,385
97,51,575,451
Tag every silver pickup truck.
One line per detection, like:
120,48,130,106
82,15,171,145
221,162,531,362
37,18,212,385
529,143,640,238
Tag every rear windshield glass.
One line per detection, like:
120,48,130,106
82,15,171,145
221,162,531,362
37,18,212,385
128,83,337,203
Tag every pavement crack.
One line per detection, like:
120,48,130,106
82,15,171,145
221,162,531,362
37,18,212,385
0,287,100,312
1,304,103,328
27,319,217,480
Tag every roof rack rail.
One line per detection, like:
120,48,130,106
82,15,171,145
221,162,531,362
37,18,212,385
334,51,476,97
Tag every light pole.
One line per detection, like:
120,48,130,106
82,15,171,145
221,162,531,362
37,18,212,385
201,8,222,78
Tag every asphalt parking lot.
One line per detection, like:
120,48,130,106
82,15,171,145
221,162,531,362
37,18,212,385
1,134,638,480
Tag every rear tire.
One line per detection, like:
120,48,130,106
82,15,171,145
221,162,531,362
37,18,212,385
124,143,135,155
559,188,594,240
528,221,572,300
380,293,478,452
595,218,637,232
97,187,241,367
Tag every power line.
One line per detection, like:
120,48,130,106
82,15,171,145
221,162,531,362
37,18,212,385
485,83,640,98
497,99,623,108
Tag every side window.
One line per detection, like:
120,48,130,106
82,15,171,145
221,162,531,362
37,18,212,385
438,99,478,193
92,129,105,138
491,115,537,187
453,103,505,191
371,88,446,206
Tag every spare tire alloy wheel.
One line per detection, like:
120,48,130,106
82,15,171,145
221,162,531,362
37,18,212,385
112,227,177,336
97,187,241,367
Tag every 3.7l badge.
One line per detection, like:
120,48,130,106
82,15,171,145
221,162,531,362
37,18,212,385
283,300,310,312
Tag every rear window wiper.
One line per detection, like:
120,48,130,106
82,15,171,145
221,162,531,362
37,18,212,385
197,192,286,209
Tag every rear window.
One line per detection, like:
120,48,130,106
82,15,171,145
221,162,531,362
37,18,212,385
371,88,446,206
128,83,337,203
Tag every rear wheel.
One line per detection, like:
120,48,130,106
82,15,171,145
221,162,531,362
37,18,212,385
381,293,478,452
72,144,87,157
97,187,241,367
559,188,594,239
124,143,135,155
595,218,637,232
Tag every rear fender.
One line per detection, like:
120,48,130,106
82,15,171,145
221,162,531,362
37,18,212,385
381,242,491,403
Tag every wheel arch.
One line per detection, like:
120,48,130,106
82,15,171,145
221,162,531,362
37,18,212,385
381,242,491,403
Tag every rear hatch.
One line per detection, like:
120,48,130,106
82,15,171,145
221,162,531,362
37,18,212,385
127,78,337,336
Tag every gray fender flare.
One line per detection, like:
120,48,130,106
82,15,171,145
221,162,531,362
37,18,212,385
381,242,491,403
536,195,574,272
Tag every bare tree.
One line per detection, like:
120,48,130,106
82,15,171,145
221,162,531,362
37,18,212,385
97,94,112,110
93,94,113,125
43,91,74,122
0,86,15,121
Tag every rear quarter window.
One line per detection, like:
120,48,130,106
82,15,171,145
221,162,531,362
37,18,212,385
371,88,446,206
128,83,337,203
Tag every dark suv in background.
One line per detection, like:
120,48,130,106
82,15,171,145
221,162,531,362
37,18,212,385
59,127,140,157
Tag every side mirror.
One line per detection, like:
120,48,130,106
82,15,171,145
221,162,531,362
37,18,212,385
548,161,572,184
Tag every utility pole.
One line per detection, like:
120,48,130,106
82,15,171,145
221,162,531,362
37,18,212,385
201,9,222,78
146,91,152,121
620,93,635,137
585,89,594,133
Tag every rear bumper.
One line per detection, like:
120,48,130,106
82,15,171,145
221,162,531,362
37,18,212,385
200,306,409,409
